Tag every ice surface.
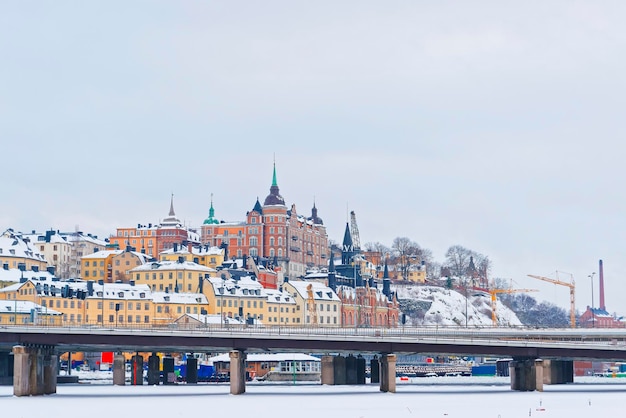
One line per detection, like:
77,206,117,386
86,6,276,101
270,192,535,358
2,376,625,418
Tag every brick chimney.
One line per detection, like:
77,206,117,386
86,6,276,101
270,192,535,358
599,259,606,311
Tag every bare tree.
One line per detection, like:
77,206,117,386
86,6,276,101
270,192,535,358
391,237,425,280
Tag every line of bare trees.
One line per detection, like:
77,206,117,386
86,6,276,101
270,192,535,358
363,239,492,287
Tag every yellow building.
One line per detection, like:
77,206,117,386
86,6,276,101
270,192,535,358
130,260,215,293
0,229,49,274
265,288,299,326
0,299,62,326
282,279,342,327
204,275,267,324
81,249,150,283
160,243,225,270
152,292,210,325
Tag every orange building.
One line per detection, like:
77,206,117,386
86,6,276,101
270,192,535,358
201,164,328,281
108,196,200,258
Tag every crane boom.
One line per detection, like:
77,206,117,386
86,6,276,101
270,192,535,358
527,273,576,328
490,288,538,326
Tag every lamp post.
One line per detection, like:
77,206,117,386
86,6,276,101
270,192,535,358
589,272,596,328
353,257,358,333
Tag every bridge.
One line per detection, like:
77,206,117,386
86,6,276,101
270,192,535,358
2,324,626,396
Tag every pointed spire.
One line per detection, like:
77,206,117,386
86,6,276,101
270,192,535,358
252,197,263,214
342,222,353,249
272,159,278,187
169,193,176,216
263,160,285,206
383,261,389,279
328,252,335,272
203,193,219,225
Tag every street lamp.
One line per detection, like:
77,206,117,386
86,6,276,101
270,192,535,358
353,256,358,333
588,272,596,328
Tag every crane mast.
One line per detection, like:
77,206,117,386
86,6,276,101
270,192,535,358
306,284,317,325
527,272,576,328
349,211,361,251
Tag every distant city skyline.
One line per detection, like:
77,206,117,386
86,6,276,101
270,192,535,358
3,2,626,314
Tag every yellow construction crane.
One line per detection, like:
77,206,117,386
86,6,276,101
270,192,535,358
490,288,538,326
528,272,576,328
306,284,318,325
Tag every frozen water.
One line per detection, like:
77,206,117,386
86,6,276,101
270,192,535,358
2,376,625,418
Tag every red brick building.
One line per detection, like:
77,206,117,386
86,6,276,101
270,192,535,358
201,164,328,281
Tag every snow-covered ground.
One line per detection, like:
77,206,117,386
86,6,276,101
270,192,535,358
3,376,626,418
395,285,523,327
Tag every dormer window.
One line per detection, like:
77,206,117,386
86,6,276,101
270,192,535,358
139,293,145,298
118,292,124,298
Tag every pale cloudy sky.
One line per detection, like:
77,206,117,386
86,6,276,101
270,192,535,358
2,2,626,313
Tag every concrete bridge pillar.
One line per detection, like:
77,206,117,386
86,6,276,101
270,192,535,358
542,359,574,385
379,354,396,393
320,356,335,385
510,358,538,391
130,354,143,385
147,353,160,385
535,359,544,392
0,351,12,385
13,346,31,396
229,350,246,395
370,356,380,384
113,353,126,386
12,345,57,397
333,355,346,385
162,356,175,385
43,349,58,395
186,356,198,384
357,355,366,385
346,354,357,385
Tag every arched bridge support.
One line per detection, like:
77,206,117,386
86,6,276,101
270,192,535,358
13,345,57,397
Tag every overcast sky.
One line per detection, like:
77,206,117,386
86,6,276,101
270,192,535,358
2,1,626,314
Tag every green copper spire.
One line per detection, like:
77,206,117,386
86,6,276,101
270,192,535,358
272,161,278,187
203,193,219,225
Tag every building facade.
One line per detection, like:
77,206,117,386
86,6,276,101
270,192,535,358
201,164,328,280
108,196,200,258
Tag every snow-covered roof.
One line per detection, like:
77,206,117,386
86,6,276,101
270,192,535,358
0,267,56,284
160,245,224,257
264,288,297,305
207,275,266,298
152,292,207,304
286,280,339,301
130,260,215,273
0,229,47,262
208,353,320,363
174,313,243,325
0,300,62,315
81,250,123,259
0,277,153,301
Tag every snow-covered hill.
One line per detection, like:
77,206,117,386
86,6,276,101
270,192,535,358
394,285,523,327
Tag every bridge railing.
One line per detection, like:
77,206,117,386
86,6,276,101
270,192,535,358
3,321,626,347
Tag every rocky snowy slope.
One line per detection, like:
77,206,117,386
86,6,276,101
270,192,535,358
394,285,523,327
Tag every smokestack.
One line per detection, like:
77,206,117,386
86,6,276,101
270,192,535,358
599,259,606,311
